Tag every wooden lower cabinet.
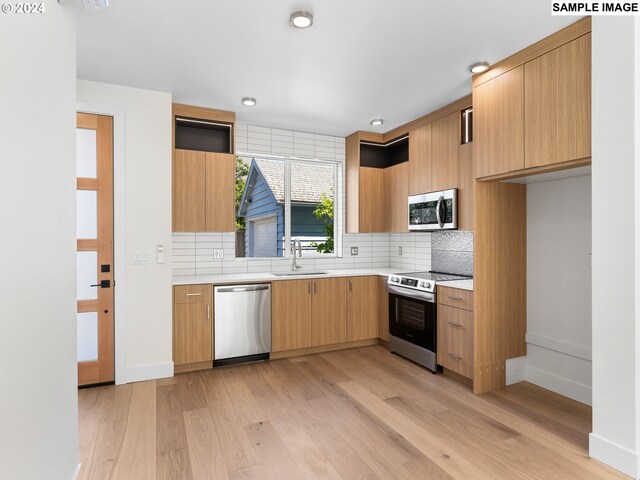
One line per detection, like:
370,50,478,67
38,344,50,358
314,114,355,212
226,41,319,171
437,288,474,379
377,276,389,342
347,276,379,342
272,276,378,353
312,277,348,346
272,279,313,352
173,285,213,367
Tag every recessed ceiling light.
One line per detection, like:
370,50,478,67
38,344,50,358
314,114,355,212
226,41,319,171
290,10,313,28
242,97,257,106
469,62,490,74
370,118,384,127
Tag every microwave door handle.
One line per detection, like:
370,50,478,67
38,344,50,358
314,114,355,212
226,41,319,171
436,195,444,228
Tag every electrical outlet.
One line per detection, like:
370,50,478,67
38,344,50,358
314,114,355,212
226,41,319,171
350,247,358,256
398,246,403,256
156,244,165,264
213,249,224,259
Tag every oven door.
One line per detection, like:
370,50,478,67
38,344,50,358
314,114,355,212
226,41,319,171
387,286,437,352
408,189,457,231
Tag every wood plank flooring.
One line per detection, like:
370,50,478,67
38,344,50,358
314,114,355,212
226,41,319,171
78,345,627,479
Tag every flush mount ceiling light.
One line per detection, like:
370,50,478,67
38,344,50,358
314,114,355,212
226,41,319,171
370,118,384,127
241,97,257,106
290,10,314,28
469,61,490,74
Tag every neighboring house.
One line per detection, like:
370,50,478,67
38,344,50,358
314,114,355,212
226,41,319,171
238,158,332,257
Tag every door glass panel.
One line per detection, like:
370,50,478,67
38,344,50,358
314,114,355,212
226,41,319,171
77,312,98,362
77,251,98,300
76,128,97,178
77,190,97,238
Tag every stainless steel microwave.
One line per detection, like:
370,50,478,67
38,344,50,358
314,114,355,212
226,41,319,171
408,189,458,231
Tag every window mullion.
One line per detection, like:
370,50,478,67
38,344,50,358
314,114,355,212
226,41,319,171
284,159,292,258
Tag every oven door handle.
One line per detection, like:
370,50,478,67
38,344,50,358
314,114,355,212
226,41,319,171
386,283,436,303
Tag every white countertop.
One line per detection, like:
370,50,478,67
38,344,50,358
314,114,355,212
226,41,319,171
172,268,399,285
437,279,474,291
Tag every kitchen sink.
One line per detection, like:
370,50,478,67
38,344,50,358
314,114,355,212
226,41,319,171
272,271,327,277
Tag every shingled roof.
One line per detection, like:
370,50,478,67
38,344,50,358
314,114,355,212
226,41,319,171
253,158,334,204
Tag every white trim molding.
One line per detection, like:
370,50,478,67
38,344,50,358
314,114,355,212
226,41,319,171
589,433,639,479
526,332,592,361
525,364,592,406
126,362,174,384
76,101,127,385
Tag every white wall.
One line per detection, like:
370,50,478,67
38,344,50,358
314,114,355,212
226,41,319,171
77,80,173,383
0,2,79,478
525,175,592,405
590,17,640,479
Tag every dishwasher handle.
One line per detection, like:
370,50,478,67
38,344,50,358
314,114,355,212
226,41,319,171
216,285,270,293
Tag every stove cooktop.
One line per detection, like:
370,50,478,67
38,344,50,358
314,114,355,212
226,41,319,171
387,271,472,293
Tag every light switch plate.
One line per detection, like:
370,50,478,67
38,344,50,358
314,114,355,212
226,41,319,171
213,249,224,259
350,247,358,256
131,252,150,265
398,246,403,256
156,244,165,264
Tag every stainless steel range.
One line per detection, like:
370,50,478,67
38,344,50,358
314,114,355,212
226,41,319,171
386,271,472,372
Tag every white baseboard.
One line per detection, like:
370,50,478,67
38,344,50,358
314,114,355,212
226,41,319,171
125,361,174,384
525,364,592,406
589,433,639,478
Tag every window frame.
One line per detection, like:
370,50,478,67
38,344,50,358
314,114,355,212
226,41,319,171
236,153,341,260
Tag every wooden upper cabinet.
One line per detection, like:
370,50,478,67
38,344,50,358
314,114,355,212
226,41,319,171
312,277,347,346
347,276,379,342
384,162,409,233
173,149,206,232
408,124,432,195
205,153,236,232
359,167,387,233
172,104,236,233
525,34,591,168
457,142,474,231
272,279,313,352
474,65,525,178
431,112,460,191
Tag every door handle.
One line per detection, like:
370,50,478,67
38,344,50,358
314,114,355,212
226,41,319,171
90,280,111,288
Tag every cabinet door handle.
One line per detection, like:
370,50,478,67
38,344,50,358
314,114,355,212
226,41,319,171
308,281,311,295
349,279,352,292
206,304,210,320
448,321,463,328
186,292,202,297
447,353,462,360
448,296,462,301
313,281,317,294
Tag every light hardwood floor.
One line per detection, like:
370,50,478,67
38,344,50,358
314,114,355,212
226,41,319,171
78,345,627,479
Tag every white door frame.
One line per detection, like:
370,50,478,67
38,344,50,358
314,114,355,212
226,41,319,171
77,101,127,385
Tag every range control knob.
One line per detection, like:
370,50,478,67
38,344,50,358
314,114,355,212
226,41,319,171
424,282,432,289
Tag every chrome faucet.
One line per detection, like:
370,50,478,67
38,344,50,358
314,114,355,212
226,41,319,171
291,238,302,272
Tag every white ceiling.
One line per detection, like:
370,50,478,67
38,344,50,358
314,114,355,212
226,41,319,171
75,1,580,137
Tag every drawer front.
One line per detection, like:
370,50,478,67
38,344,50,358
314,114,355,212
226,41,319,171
438,336,473,379
438,286,474,311
438,304,473,344
174,285,212,304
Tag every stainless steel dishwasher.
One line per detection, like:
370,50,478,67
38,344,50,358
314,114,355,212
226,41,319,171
214,284,271,366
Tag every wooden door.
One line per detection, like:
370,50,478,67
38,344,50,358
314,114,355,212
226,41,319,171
173,149,206,231
358,167,386,232
431,112,460,191
311,278,347,346
173,285,213,366
272,280,312,351
474,66,525,178
346,276,378,341
76,113,114,386
384,162,409,233
408,124,432,196
205,152,236,232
